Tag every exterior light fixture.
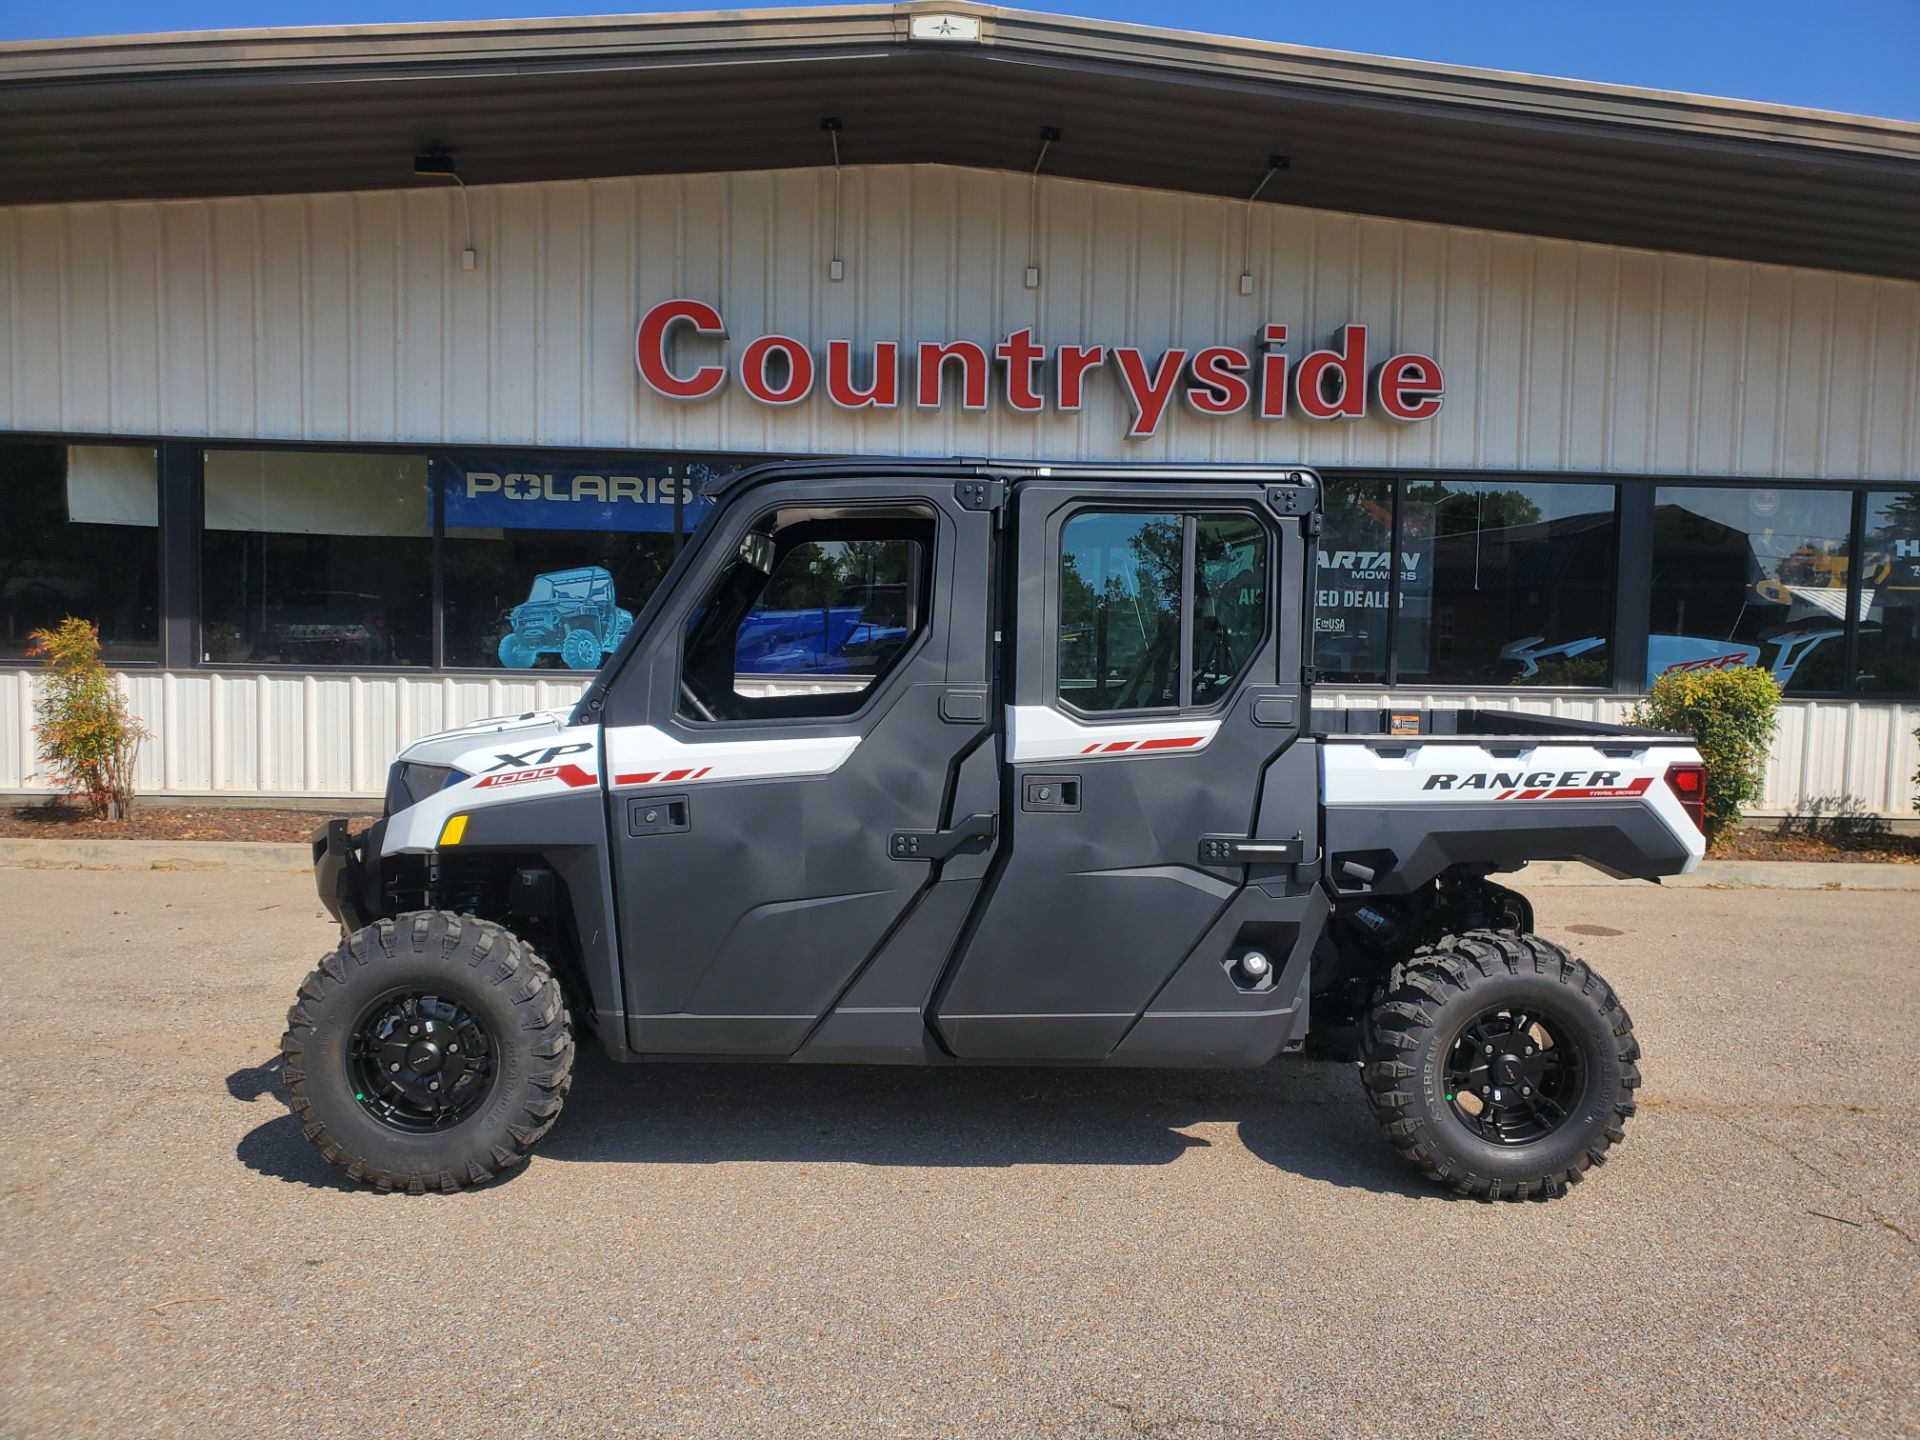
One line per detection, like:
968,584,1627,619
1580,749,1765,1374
415,146,478,271
1026,127,1061,289
822,117,845,282
1239,153,1289,297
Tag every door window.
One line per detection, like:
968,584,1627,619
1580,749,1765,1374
1193,514,1269,705
678,514,933,721
1058,509,1268,713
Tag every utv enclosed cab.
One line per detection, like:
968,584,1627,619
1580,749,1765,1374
296,460,1702,1198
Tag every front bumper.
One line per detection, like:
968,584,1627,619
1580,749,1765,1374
313,818,371,932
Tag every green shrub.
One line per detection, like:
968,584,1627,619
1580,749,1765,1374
1630,668,1781,847
27,617,150,820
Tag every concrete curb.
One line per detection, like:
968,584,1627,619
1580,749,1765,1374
1,837,1916,889
0,838,310,872
1504,859,1920,889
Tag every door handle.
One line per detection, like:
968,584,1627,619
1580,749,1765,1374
888,813,996,861
1021,774,1080,812
1198,833,1313,865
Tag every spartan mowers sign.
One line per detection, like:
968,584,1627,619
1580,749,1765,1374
635,299,1445,440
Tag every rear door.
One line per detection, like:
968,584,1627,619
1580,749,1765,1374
597,472,997,1057
932,477,1323,1061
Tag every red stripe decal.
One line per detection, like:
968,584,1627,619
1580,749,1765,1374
1494,789,1515,801
1082,743,1104,754
1102,741,1137,752
692,767,712,779
1544,777,1654,800
1136,735,1203,750
660,768,693,782
613,771,659,786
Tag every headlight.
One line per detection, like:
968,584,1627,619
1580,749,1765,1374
384,761,455,816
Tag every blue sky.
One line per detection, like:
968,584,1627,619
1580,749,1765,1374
2,0,1916,123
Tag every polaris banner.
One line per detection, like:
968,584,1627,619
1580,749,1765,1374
434,454,724,533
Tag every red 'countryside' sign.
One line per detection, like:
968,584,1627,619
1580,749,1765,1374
634,298,1444,439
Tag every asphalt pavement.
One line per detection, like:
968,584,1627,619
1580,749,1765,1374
0,867,1914,1439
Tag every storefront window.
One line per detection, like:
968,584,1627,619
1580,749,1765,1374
1396,479,1617,687
1647,486,1853,694
0,441,160,661
1855,489,1920,694
200,449,432,666
1313,476,1395,684
439,455,712,670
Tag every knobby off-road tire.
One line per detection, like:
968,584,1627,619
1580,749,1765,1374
1359,931,1640,1201
281,912,574,1193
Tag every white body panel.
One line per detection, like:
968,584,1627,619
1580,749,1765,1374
1006,704,1220,763
0,680,1914,819
1322,738,1708,873
603,724,859,787
381,718,605,853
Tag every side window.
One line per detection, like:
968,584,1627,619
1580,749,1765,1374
678,514,933,722
1059,512,1184,711
1057,509,1269,713
1193,514,1268,705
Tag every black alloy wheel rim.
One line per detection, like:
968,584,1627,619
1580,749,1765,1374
1442,1003,1588,1146
347,989,498,1133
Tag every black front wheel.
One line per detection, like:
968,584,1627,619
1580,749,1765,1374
1359,931,1639,1201
281,912,574,1193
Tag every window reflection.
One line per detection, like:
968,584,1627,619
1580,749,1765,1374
1397,479,1618,687
1313,476,1394,683
1647,486,1853,694
1855,490,1920,694
0,442,160,661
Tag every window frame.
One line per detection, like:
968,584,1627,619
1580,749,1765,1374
0,436,168,667
1402,473,1622,691
672,505,940,726
1052,502,1273,718
1308,468,1920,702
1642,478,1862,700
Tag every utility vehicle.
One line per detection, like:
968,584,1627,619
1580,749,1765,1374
289,461,1706,1199
496,565,634,670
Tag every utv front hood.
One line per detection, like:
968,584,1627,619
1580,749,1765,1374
395,709,574,768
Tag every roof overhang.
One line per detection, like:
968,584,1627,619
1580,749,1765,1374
4,2,1918,279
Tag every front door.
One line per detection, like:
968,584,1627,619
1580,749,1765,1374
599,473,997,1056
932,479,1323,1062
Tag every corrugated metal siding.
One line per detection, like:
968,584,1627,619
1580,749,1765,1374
0,670,590,797
3,163,1917,475
0,670,1913,814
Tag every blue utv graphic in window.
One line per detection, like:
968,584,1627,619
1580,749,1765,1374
497,567,635,670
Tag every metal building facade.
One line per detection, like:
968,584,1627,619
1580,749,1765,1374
1,161,1916,808
3,0,1919,813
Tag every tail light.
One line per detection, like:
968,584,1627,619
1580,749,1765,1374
1665,761,1706,835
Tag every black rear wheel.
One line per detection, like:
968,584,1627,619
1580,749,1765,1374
1360,931,1639,1201
281,912,574,1193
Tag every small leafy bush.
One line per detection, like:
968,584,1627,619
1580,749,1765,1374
1631,667,1781,846
27,618,149,820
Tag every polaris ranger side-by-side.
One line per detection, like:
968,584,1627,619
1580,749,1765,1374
289,461,1707,1198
